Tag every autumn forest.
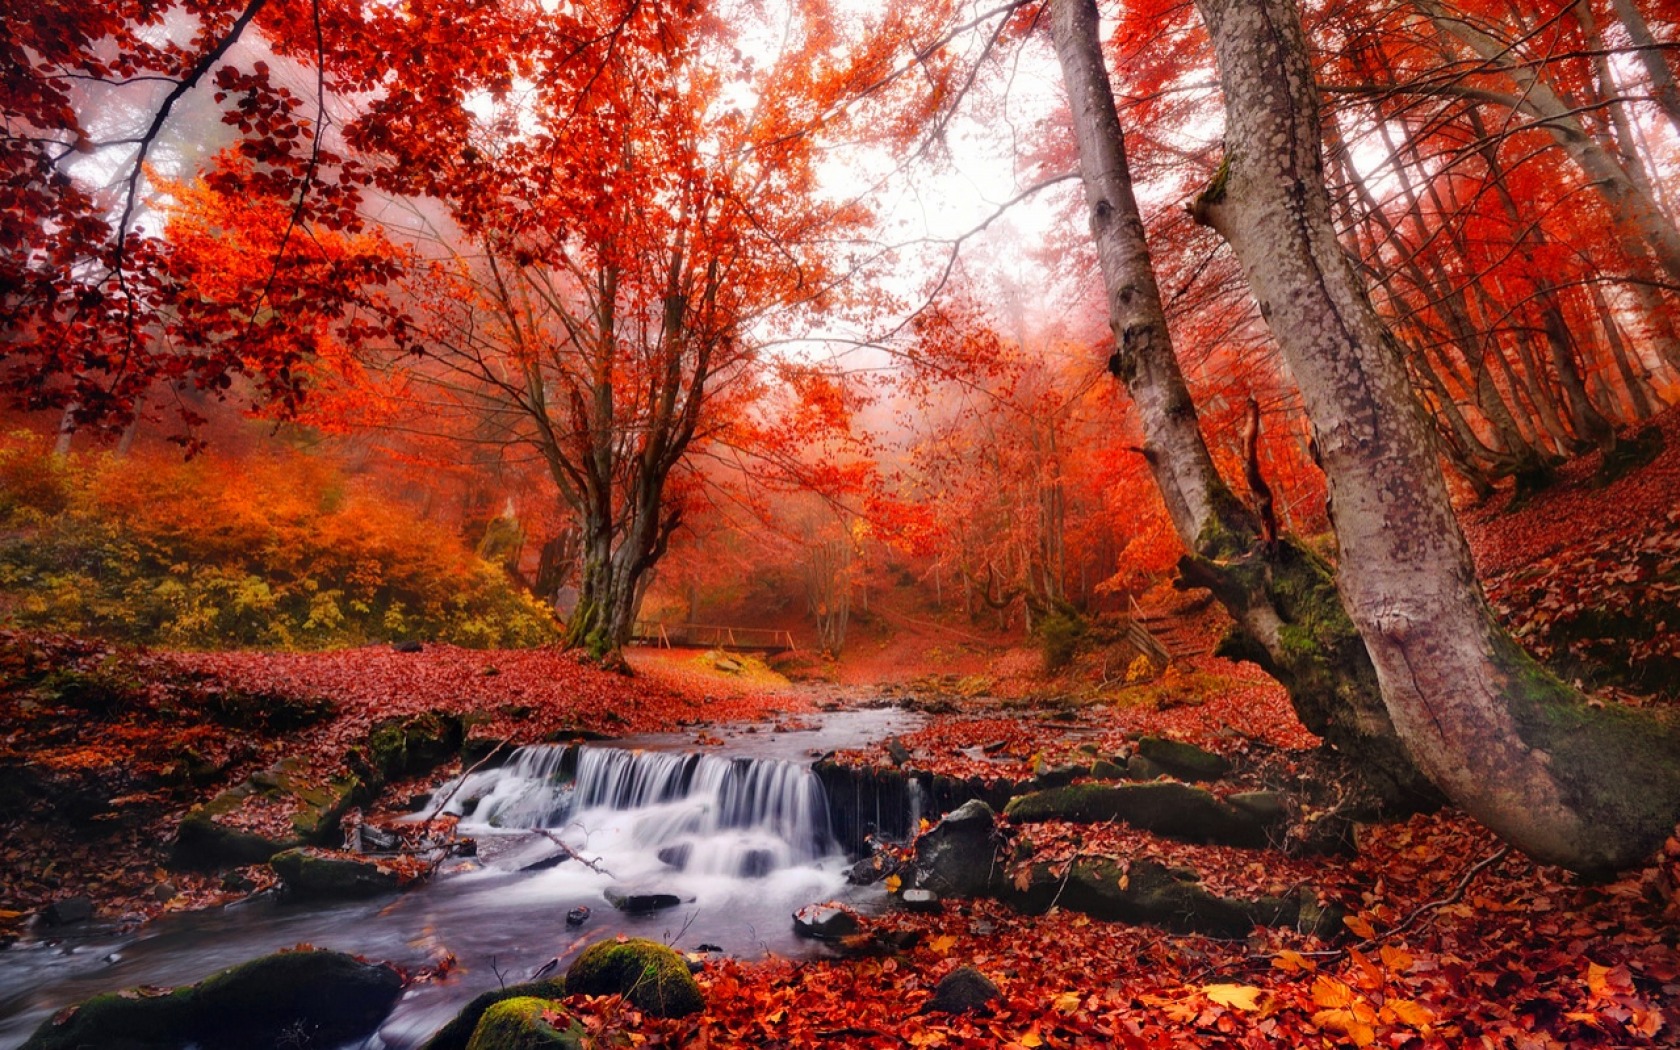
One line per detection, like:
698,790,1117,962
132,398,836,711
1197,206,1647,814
4,0,1680,1046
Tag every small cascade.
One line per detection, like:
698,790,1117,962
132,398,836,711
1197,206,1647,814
433,744,836,878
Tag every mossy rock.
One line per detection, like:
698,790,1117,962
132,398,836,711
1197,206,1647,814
1003,782,1265,846
422,979,566,1050
465,997,585,1050
360,711,465,784
172,761,360,870
172,786,303,870
23,948,401,1050
189,948,404,1048
1003,857,1254,938
1134,736,1231,781
20,986,195,1050
271,847,402,900
564,938,703,1017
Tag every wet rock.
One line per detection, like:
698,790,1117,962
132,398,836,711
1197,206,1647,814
897,888,944,914
603,887,683,913
565,938,703,1017
42,897,93,926
885,736,912,767
22,948,402,1050
271,847,402,900
1135,736,1231,782
792,904,862,940
354,823,404,853
911,800,1006,897
922,966,999,1014
737,849,775,879
844,852,901,886
521,851,571,873
565,906,590,928
656,844,692,870
1003,782,1266,846
463,995,585,1049
420,979,568,1050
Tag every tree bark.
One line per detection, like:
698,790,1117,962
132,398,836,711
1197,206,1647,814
1192,0,1680,872
1049,0,1433,809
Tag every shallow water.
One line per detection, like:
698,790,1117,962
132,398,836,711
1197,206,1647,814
0,707,924,1049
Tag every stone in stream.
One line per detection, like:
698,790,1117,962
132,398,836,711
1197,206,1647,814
792,904,862,940
21,948,402,1050
603,886,684,914
462,996,585,1050
419,979,569,1050
736,848,777,879
565,905,590,928
922,966,999,1014
657,843,692,870
910,799,1007,898
271,847,404,899
565,938,704,1017
42,897,93,926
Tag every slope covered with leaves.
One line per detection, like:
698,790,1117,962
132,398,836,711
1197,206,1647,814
1465,410,1680,699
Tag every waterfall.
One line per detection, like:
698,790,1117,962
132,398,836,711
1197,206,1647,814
431,745,837,878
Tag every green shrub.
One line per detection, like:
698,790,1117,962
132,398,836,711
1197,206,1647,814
0,436,557,650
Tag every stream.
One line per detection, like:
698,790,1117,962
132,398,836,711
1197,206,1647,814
0,708,925,1049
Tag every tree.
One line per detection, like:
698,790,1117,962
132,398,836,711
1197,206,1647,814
1048,0,1433,808
153,0,870,660
1186,0,1680,872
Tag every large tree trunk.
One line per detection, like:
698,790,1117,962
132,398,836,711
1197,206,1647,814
1191,0,1680,873
1048,0,1433,809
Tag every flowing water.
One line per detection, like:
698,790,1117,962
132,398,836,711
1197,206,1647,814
0,708,923,1049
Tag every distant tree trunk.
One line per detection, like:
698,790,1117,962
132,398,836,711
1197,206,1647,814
1612,0,1680,139
1049,0,1433,809
1192,0,1680,873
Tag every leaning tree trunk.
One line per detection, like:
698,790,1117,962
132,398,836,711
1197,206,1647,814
1191,0,1680,873
1049,0,1433,809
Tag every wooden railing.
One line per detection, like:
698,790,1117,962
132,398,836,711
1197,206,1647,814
1125,594,1172,666
630,621,797,653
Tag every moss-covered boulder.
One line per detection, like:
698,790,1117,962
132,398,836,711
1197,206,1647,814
1134,736,1232,782
465,996,586,1050
23,948,402,1050
171,758,360,870
421,979,567,1050
1004,857,1255,937
1003,782,1268,846
270,847,403,899
20,986,195,1050
360,711,464,783
564,938,703,1018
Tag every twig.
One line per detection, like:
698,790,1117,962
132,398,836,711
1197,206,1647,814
533,829,614,878
1374,845,1511,944
1188,844,1511,983
665,910,698,948
418,740,507,834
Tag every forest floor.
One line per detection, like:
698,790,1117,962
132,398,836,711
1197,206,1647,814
2,413,1679,1047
